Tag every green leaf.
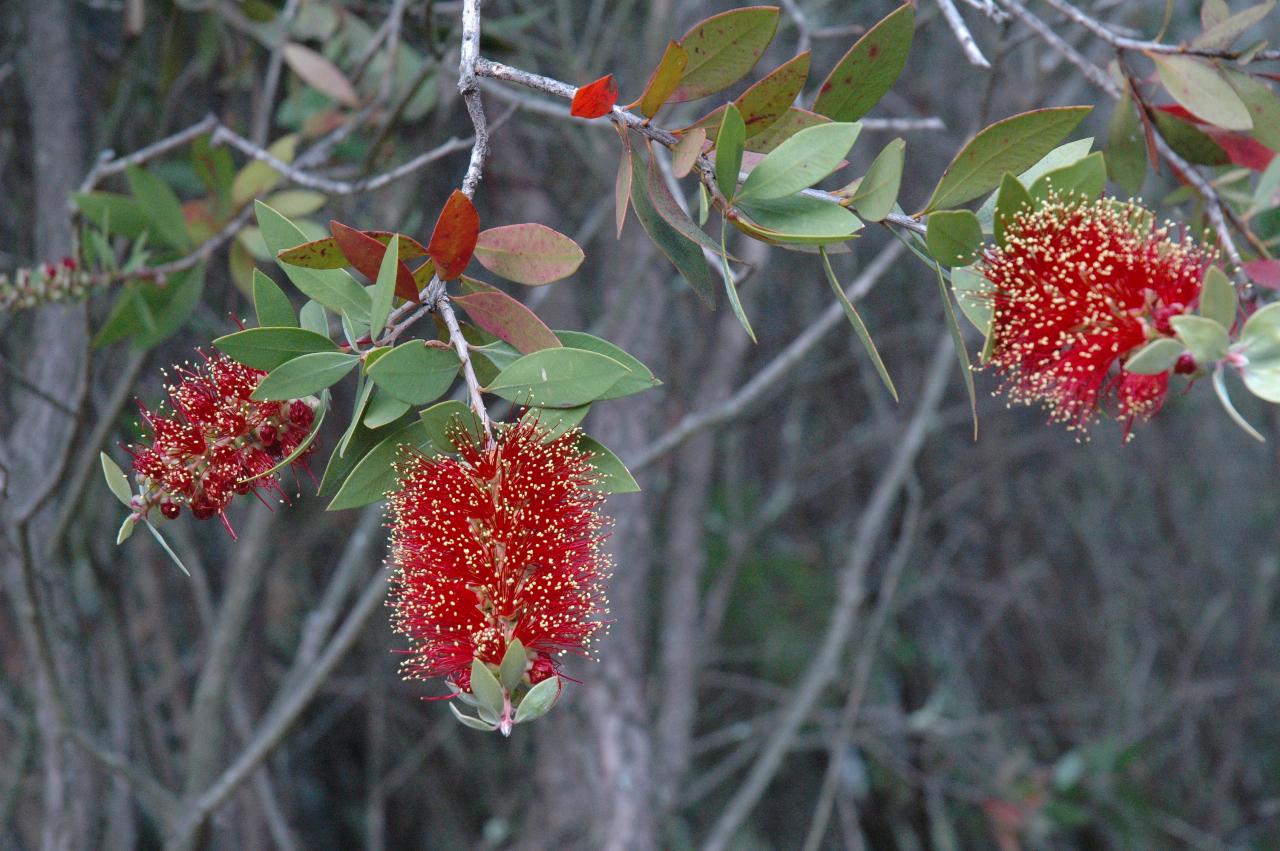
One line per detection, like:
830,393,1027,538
715,104,747,202
253,270,298,328
745,107,831,154
327,419,429,510
977,138,1095,231
336,378,375,457
1223,69,1280,151
923,106,1092,213
728,52,811,138
116,516,137,546
143,522,191,576
256,201,370,323
300,300,329,336
101,453,134,507
514,676,560,724
578,435,640,493
1028,152,1106,203
419,400,484,452
363,388,411,429
933,257,978,438
251,352,359,400
264,189,327,218
629,150,716,305
369,234,399,340
126,166,192,250
470,659,505,718
1124,338,1186,375
319,415,410,497
1199,266,1237,330
470,338,525,373
1239,303,1280,402
949,266,994,334
638,40,688,118
813,3,915,122
926,209,983,267
366,341,461,405
737,122,862,203
1153,55,1252,131
232,135,298,207
1194,2,1275,50
449,702,498,731
718,218,755,342
133,263,207,350
1107,90,1148,197
993,172,1033,249
473,224,585,286
1169,315,1230,364
643,151,732,258
850,138,905,222
214,327,338,370
520,404,591,439
498,638,528,692
1214,366,1266,441
819,247,896,401
1152,110,1230,165
486,349,632,408
72,192,150,239
671,6,780,102
554,331,661,399
736,194,863,245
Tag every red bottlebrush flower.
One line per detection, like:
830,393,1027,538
388,421,611,699
127,351,318,534
983,197,1213,436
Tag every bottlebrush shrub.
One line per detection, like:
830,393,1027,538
388,420,611,734
982,196,1212,436
116,352,320,537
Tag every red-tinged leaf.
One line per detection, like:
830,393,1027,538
671,6,780,103
279,236,349,269
1245,259,1280,290
615,124,633,238
644,146,735,259
683,52,812,140
330,221,420,302
473,223,584,286
745,107,831,154
634,41,688,119
1153,104,1274,170
814,4,915,122
571,74,618,119
451,291,562,354
428,191,480,280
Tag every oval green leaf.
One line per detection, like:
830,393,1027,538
813,3,915,122
1124,338,1186,375
251,352,358,401
214,326,338,371
671,6,780,102
1153,54,1252,131
366,341,461,405
485,349,632,408
737,122,862,203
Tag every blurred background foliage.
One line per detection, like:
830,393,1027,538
4,1,1280,849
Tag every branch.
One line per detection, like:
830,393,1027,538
996,0,1250,276
169,569,390,846
701,334,955,851
935,0,992,69
1037,0,1280,61
628,240,904,471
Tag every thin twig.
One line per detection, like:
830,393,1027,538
1037,0,1280,60
935,0,992,68
628,241,905,471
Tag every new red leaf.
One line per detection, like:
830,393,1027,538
330,221,420,302
1245,259,1280,290
451,290,562,354
571,74,619,119
428,191,480,280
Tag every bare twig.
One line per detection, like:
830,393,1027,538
251,0,300,146
935,0,992,68
701,335,954,851
1037,0,1280,61
628,241,904,470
